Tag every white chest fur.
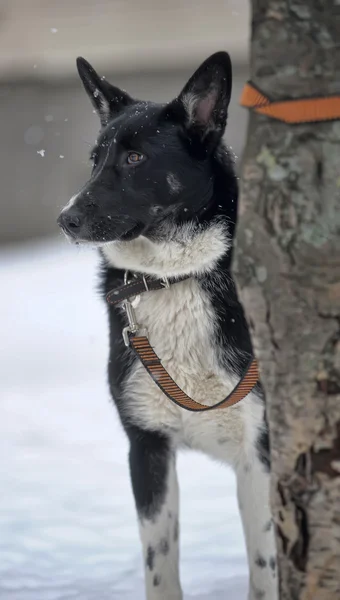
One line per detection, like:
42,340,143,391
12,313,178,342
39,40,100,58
122,278,259,466
102,226,264,467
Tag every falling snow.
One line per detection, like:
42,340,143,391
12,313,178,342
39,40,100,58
50,27,58,33
37,149,45,157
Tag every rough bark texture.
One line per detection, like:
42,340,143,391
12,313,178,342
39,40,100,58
234,1,340,598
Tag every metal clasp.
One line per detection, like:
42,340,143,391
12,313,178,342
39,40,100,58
122,271,147,346
122,297,140,346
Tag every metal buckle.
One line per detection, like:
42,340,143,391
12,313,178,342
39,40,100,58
161,276,170,289
124,270,140,308
121,270,154,346
122,282,148,346
121,298,139,346
124,270,132,285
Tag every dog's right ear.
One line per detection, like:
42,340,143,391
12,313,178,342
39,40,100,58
165,52,232,147
76,57,134,127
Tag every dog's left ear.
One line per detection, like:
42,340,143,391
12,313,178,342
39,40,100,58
171,52,232,141
76,57,134,126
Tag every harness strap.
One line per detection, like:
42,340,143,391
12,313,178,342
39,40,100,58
240,81,340,124
129,333,259,412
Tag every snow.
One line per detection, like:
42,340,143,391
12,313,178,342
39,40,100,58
0,238,248,599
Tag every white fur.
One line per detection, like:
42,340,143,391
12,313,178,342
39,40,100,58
166,173,182,195
102,221,230,278
122,277,258,465
182,92,199,125
237,457,277,600
61,192,79,212
140,458,181,600
182,90,217,129
104,224,278,600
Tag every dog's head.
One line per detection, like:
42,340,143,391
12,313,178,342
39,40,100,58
58,52,236,276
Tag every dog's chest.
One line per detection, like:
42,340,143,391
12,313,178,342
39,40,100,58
123,279,245,463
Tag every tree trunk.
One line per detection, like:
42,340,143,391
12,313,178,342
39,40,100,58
234,1,340,598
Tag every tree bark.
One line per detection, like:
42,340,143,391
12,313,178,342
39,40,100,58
234,1,340,598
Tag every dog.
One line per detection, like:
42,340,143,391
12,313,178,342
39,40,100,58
58,51,277,600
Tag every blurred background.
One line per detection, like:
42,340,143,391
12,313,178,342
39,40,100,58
1,1,251,598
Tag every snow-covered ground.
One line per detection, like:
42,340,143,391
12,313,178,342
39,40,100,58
0,239,248,599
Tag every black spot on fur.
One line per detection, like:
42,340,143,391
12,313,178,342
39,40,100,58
127,427,171,520
146,546,155,571
269,556,276,572
159,538,169,556
256,412,271,472
153,574,161,587
173,517,179,542
264,519,272,532
254,552,267,568
254,589,266,600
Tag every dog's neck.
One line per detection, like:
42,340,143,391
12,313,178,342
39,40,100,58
102,219,231,279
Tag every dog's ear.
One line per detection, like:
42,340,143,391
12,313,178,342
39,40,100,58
170,52,232,141
76,57,134,126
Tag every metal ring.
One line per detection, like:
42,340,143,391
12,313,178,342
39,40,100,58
161,276,170,289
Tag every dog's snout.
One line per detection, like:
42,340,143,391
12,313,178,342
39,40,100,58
57,210,82,236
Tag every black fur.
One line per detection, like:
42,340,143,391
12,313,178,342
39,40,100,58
128,426,171,520
256,412,271,472
255,553,267,568
146,546,155,572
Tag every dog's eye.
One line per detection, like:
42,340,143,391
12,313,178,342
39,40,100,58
127,152,144,165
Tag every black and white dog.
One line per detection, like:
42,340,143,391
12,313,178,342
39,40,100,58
58,52,277,600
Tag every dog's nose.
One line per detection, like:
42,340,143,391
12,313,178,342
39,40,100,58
57,211,82,236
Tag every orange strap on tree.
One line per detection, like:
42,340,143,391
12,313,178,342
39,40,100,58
240,81,340,124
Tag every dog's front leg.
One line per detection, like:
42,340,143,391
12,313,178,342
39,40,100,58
128,427,182,600
236,454,278,600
